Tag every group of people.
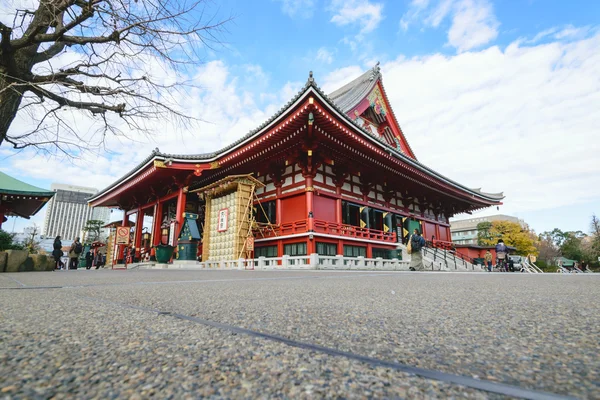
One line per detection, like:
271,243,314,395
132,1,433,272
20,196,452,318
482,239,512,272
51,236,105,270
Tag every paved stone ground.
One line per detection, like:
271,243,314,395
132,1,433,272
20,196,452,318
0,270,598,399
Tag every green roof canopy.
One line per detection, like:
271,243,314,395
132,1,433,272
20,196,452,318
0,171,54,220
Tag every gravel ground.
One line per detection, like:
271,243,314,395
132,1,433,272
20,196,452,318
1,270,597,399
1,290,493,399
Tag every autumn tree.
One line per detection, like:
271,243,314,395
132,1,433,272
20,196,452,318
535,231,561,264
478,220,538,256
590,214,600,259
0,0,230,153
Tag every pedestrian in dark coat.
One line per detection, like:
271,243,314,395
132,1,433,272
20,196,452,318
85,251,93,269
52,236,64,270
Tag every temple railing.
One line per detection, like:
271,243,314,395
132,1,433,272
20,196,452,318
254,219,397,243
426,239,477,265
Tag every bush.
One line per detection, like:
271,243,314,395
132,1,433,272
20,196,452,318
533,260,558,273
0,230,24,251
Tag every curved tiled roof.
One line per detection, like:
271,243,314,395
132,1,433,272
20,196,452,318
90,69,503,204
0,171,55,196
328,63,381,113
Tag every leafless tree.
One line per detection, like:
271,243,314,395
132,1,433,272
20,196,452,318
0,0,230,155
591,214,600,237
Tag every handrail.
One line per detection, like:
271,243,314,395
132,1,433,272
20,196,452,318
253,219,397,243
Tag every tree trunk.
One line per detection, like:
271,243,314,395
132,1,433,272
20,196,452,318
0,72,25,147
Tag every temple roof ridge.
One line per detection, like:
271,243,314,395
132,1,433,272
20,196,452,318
327,62,382,113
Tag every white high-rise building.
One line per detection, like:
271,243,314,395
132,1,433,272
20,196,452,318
42,183,110,241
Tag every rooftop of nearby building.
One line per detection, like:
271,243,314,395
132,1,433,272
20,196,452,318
50,183,99,194
450,214,521,231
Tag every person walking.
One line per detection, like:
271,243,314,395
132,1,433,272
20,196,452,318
94,251,104,269
68,237,83,270
52,235,64,270
484,250,493,272
85,250,93,270
409,228,426,271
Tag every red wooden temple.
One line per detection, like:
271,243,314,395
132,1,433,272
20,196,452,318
89,64,503,263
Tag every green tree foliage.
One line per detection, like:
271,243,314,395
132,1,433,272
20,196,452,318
82,220,105,243
476,221,492,245
538,218,600,267
0,229,24,251
478,220,538,256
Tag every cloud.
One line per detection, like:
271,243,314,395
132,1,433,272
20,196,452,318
320,65,363,93
370,31,600,215
273,0,316,19
447,0,499,52
400,0,499,52
329,0,384,34
316,47,335,64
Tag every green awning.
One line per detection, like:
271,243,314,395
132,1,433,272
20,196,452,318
0,171,55,196
0,171,54,219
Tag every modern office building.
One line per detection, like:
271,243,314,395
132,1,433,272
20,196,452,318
450,214,524,245
42,183,110,241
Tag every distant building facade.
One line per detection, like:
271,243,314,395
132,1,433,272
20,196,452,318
42,183,110,241
450,214,524,245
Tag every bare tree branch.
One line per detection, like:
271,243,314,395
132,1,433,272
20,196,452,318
0,0,232,155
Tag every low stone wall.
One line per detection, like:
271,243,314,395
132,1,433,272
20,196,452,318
4,250,29,272
0,251,7,273
1,250,55,272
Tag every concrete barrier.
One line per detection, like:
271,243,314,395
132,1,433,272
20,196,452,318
4,250,29,272
30,254,52,271
0,251,7,272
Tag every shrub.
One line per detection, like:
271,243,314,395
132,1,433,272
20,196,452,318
0,230,25,251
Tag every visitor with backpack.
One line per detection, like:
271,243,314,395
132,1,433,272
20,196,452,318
68,237,83,270
409,228,426,271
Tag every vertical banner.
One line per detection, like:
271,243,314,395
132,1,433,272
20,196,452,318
169,221,177,246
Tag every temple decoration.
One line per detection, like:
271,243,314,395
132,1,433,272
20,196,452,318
177,212,201,261
368,86,387,117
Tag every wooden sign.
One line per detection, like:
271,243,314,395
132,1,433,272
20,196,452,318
529,255,537,263
217,208,229,232
116,227,130,245
246,237,254,251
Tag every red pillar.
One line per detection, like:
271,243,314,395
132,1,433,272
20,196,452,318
337,240,344,256
367,243,373,259
305,176,315,255
175,187,187,238
134,208,143,258
0,209,5,230
335,186,342,225
275,186,282,224
152,201,163,248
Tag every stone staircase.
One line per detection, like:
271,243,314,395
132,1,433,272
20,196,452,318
398,244,483,272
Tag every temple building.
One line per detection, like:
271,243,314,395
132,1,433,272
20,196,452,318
88,64,503,263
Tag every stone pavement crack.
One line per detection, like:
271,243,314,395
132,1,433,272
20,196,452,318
0,272,400,290
2,275,27,287
75,294,575,400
